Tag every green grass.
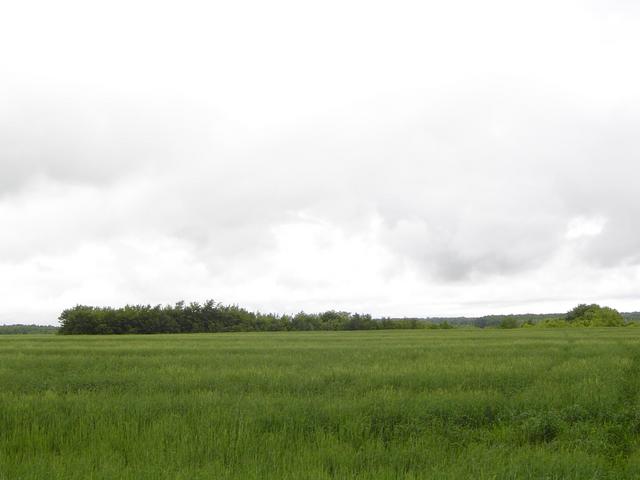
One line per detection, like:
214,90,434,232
1,329,639,479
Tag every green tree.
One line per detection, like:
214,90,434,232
499,317,519,329
564,304,624,327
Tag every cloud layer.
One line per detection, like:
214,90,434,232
2,0,640,323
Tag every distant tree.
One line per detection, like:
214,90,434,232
622,312,640,322
499,317,519,329
0,324,58,334
564,304,624,327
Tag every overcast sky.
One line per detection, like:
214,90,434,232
2,0,640,324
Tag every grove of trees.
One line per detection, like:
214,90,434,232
57,301,443,335
56,301,633,334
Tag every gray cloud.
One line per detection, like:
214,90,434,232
0,93,215,194
3,89,640,278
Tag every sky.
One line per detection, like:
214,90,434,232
1,0,640,324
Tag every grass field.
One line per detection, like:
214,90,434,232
1,329,640,479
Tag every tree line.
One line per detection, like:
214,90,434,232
56,301,634,334
0,324,58,335
402,305,633,329
57,301,452,335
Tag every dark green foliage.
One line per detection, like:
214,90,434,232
499,317,519,329
58,302,427,335
57,302,632,334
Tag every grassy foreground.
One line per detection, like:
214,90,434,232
1,329,640,479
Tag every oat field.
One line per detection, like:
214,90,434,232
1,329,639,479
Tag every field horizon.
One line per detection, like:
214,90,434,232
3,301,639,334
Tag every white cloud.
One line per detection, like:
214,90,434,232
566,216,606,239
2,0,640,323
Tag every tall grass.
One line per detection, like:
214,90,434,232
1,329,639,479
